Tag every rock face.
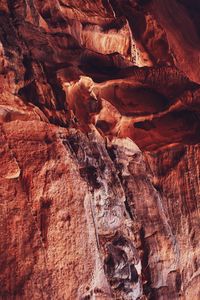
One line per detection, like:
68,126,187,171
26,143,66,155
0,0,200,299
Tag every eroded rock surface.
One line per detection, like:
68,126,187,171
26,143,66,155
0,0,200,299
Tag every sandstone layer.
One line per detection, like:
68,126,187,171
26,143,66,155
0,1,200,299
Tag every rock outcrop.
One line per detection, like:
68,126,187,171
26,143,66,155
0,0,200,299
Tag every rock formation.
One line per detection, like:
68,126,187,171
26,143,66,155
0,0,200,299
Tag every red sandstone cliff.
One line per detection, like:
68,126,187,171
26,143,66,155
0,1,200,299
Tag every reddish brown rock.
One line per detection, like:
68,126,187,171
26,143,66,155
0,0,200,299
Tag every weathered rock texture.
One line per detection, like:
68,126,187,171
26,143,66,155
0,0,200,299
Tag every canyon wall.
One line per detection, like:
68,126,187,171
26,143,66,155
0,1,200,299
